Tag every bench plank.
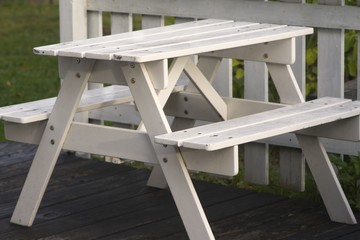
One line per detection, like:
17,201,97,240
155,98,360,150
0,86,132,124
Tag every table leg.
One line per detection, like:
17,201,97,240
267,62,356,223
267,63,304,104
121,62,215,240
144,57,190,189
296,134,357,224
10,58,95,226
147,56,229,188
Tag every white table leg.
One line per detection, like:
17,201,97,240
144,57,190,188
121,62,215,240
296,134,357,224
267,63,305,104
267,62,306,191
11,58,95,226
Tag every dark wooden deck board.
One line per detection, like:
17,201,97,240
0,142,359,239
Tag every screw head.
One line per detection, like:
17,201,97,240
76,73,81,78
50,139,55,145
50,125,54,131
130,78,136,84
163,158,168,163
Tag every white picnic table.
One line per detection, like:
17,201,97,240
7,19,358,239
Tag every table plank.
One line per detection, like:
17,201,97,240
33,19,233,56
34,19,313,63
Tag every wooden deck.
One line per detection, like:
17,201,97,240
0,142,359,240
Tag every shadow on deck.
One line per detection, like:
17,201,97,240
0,141,359,240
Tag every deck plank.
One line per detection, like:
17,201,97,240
0,142,359,239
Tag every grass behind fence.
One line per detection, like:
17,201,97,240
0,2,60,140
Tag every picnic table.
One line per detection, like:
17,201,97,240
4,19,358,239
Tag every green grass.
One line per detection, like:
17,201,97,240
0,1,60,140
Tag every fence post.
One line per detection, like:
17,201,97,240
278,0,306,192
357,0,360,101
59,0,87,42
317,0,345,98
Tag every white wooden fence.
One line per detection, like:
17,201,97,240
59,0,360,190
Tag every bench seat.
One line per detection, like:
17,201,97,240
0,85,134,124
155,97,360,151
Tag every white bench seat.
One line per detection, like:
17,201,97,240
0,85,134,124
155,97,360,151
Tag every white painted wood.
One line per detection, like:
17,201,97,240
145,60,168,89
158,57,190,105
267,63,305,104
203,38,295,64
87,60,128,85
4,121,47,144
165,92,285,122
4,120,237,176
121,62,215,239
35,19,234,56
0,85,133,124
59,0,89,149
65,123,158,163
175,17,195,24
178,100,360,151
260,133,360,156
0,97,56,117
87,11,103,39
212,58,232,97
357,0,360,100
297,116,360,141
10,58,95,226
87,0,360,30
146,56,188,188
279,148,305,191
196,56,222,84
277,0,306,192
180,56,238,176
89,103,141,124
317,1,344,98
169,55,223,136
59,0,87,42
87,10,104,90
59,57,128,86
296,134,357,224
244,61,268,102
111,12,132,34
184,60,228,120
142,15,164,29
244,59,269,185
141,15,168,90
242,0,269,185
358,24,360,100
244,142,269,185
34,21,313,63
155,98,350,146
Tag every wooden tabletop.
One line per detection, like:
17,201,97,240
33,19,313,63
